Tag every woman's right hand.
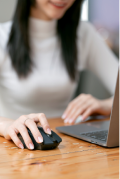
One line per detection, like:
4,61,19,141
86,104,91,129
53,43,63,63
3,113,51,150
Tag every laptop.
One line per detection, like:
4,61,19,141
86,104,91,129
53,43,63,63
56,72,119,147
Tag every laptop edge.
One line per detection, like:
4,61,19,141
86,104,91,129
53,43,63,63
56,71,119,148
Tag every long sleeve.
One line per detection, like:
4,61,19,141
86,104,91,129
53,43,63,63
77,22,118,95
0,45,5,69
0,22,12,69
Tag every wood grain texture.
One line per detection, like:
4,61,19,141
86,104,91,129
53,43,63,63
0,118,119,179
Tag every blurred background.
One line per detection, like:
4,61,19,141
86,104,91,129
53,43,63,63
0,0,119,99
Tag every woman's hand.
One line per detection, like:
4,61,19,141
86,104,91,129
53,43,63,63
62,94,113,124
3,113,51,150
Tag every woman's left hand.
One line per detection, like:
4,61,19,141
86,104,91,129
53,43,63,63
62,94,113,124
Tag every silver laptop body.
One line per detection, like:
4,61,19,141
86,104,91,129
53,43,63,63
56,72,119,147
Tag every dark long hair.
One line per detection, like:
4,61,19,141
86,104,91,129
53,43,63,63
7,0,84,80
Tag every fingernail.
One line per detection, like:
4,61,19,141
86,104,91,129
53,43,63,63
62,114,66,119
19,144,24,149
47,128,51,135
38,137,43,143
69,119,73,124
29,143,34,150
64,119,68,123
64,119,67,123
81,116,84,121
81,116,84,120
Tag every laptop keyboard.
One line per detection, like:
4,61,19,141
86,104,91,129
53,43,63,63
80,130,108,142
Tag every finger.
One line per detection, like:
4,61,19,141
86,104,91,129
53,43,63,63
64,104,83,124
37,113,51,135
66,99,94,124
63,100,83,121
70,94,88,106
25,119,43,143
9,128,24,149
68,106,88,124
18,124,34,150
62,94,91,120
67,103,92,124
82,107,95,121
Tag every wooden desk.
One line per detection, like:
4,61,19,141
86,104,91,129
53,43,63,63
0,118,119,179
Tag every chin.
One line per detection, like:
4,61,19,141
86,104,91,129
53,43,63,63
48,12,65,20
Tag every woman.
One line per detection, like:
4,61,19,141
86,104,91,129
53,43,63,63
0,0,118,150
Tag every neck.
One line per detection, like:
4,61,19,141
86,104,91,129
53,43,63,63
30,7,52,21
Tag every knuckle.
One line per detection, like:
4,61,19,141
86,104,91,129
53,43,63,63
29,113,36,118
26,119,32,124
39,113,45,118
87,94,92,98
29,113,35,116
19,115,26,122
21,115,26,119
81,93,85,97
81,93,84,96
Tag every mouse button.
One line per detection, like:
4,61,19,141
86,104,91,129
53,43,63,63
51,131,62,143
43,135,54,145
40,130,54,144
48,135,56,142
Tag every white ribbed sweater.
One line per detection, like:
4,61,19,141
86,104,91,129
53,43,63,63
0,18,118,119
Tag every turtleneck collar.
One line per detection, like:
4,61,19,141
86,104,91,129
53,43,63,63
29,17,57,39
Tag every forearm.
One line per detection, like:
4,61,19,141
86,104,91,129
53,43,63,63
0,117,14,137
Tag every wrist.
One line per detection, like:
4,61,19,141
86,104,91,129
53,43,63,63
100,97,113,116
0,117,14,137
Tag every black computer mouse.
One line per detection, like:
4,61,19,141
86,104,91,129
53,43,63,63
18,126,62,150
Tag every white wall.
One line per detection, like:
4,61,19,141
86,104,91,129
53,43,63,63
0,0,16,22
